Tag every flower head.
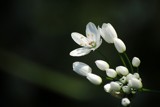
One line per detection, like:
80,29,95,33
70,22,102,57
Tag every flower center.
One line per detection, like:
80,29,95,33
89,41,96,48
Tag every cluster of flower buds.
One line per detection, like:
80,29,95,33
70,22,142,107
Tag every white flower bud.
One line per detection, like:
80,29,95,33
128,78,143,89
121,98,130,107
119,76,127,84
99,23,118,43
113,38,126,53
122,86,130,94
106,69,117,78
104,83,111,93
110,82,121,91
73,62,92,76
116,66,129,76
132,57,141,67
126,73,134,82
95,60,109,71
86,73,102,85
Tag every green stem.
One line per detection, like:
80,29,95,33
124,52,134,73
141,88,160,93
118,53,127,67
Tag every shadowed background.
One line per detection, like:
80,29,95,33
0,0,160,107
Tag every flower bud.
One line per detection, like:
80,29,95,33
95,60,109,71
128,78,143,89
116,66,129,76
122,86,130,94
99,23,118,43
113,38,126,53
104,83,111,93
73,62,92,76
121,98,130,107
110,82,121,91
106,69,117,78
132,57,141,67
86,73,102,85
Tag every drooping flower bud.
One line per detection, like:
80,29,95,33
113,38,126,53
95,60,109,71
132,57,141,67
106,69,117,78
99,23,118,43
86,73,102,85
116,66,129,76
73,62,92,76
121,98,130,107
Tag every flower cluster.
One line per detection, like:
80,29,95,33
70,22,143,107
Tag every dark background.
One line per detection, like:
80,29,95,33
0,0,160,107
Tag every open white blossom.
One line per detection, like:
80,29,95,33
113,38,126,53
132,57,141,67
99,23,118,43
86,73,102,85
73,62,92,76
70,22,102,57
95,60,110,71
121,98,130,107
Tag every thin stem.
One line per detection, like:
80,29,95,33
118,53,127,67
141,88,160,93
124,52,134,73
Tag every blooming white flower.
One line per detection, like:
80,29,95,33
121,98,130,107
113,38,126,53
86,73,102,85
128,78,143,89
73,62,92,76
70,22,102,57
132,57,141,67
106,69,117,78
116,66,129,76
95,60,109,71
99,23,118,43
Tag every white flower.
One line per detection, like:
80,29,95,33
99,23,118,43
128,78,143,89
132,57,141,67
73,62,92,76
113,38,126,53
70,22,102,57
121,98,130,107
116,66,129,76
106,69,117,78
95,60,109,71
86,73,102,85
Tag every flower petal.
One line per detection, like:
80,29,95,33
86,22,99,42
71,32,89,46
69,48,91,57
